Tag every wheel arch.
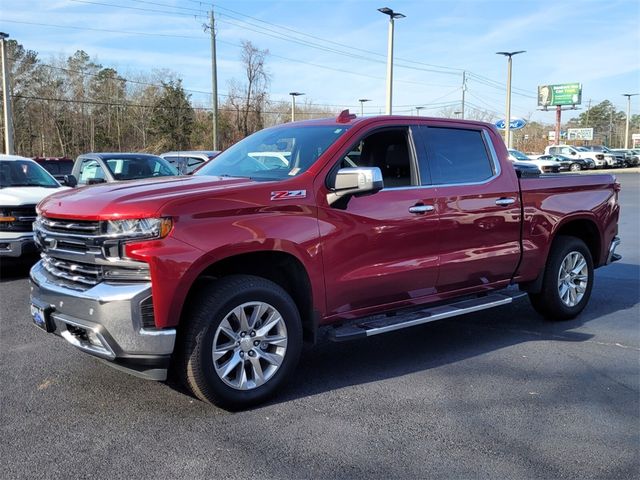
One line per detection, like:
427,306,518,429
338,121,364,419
521,215,601,294
180,249,318,343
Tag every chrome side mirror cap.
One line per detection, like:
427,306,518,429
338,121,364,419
327,167,384,205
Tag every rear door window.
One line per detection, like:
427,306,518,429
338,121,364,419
418,127,495,185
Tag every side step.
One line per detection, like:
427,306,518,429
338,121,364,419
328,290,527,342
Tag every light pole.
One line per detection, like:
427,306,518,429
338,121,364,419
289,92,304,122
623,93,638,149
496,50,525,149
378,7,405,115
415,106,425,116
454,110,462,118
0,32,14,155
358,98,371,116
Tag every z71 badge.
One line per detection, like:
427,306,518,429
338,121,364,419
271,190,307,200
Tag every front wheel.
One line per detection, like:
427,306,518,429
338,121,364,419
570,163,582,172
179,275,302,409
529,236,594,320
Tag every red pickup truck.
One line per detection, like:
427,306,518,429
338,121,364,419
30,112,621,409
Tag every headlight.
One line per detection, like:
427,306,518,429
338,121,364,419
104,217,173,239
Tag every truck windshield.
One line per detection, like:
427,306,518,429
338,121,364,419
104,156,178,180
195,125,350,180
0,160,60,188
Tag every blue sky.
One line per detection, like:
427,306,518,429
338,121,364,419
2,0,639,124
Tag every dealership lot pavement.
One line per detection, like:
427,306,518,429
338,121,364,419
1,174,638,480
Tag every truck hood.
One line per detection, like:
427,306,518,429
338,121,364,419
0,186,68,207
37,175,256,220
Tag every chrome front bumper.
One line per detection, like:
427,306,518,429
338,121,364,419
0,233,37,257
29,261,176,380
606,236,621,265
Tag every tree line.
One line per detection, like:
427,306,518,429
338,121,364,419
0,40,334,158
1,39,638,158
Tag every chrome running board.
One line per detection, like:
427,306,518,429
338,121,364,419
328,290,527,342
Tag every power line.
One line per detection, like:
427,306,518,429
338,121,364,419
26,1,535,101
199,2,464,74
68,0,205,18
1,19,205,39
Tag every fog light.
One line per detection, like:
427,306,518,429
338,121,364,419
87,329,103,347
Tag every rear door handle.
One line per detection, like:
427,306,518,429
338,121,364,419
495,197,516,206
408,204,435,214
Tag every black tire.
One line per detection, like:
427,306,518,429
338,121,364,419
528,236,594,320
179,275,302,410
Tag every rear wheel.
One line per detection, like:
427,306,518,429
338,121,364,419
179,275,302,409
529,236,594,320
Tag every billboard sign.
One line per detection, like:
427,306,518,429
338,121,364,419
538,83,582,107
495,118,527,130
567,128,594,141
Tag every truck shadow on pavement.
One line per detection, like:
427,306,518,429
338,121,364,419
273,263,639,406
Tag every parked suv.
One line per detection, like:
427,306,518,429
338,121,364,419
545,145,606,168
579,146,624,167
0,155,68,257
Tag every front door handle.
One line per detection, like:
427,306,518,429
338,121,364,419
495,197,516,206
408,204,435,214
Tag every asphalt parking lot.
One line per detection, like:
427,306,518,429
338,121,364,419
1,174,638,480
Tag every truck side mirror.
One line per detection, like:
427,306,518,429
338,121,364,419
327,167,383,205
62,174,78,187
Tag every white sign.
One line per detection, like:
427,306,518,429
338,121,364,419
632,133,640,140
567,128,594,141
548,131,567,140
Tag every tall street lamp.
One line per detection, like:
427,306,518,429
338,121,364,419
358,98,371,116
0,31,14,155
378,7,405,115
496,50,525,149
415,106,425,116
289,92,304,122
622,93,638,149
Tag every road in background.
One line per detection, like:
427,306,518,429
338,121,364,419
1,174,638,479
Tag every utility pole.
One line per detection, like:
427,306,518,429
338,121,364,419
0,32,14,155
289,92,304,121
608,108,613,147
207,11,219,151
496,51,525,149
585,99,591,146
623,93,638,149
378,7,405,115
555,106,562,146
461,70,466,119
358,98,371,116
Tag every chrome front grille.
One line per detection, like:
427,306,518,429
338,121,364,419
39,217,101,235
0,204,37,232
34,215,150,290
41,253,102,286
